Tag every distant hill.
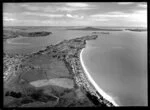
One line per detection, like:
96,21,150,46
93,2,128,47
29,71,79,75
125,28,147,32
68,27,123,31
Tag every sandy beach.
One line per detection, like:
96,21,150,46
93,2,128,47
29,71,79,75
80,48,119,106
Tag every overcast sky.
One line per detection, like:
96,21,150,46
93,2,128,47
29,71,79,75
3,2,147,27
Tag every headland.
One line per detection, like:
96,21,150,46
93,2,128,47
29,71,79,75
4,34,118,107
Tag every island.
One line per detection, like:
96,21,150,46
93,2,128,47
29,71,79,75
68,27,123,31
125,28,147,32
4,35,117,107
3,29,52,40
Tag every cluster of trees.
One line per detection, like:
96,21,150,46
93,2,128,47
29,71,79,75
5,91,22,98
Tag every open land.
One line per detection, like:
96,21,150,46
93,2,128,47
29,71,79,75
4,28,116,107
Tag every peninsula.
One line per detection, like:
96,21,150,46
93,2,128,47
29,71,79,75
4,35,117,107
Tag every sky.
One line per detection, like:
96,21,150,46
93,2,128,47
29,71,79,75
3,2,147,27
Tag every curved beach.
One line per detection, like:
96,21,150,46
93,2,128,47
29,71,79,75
80,48,119,106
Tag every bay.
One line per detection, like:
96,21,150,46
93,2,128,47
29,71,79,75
82,31,147,106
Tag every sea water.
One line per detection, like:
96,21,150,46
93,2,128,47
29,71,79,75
82,31,147,106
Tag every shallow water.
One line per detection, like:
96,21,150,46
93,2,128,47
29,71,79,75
4,27,147,106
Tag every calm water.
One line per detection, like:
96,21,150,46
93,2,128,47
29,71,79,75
4,27,147,106
82,31,147,106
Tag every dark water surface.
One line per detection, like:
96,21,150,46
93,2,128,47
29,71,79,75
4,27,147,106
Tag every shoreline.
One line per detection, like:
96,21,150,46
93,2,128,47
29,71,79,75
80,48,119,106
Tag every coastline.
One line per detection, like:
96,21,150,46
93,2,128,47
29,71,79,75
80,48,119,106
4,35,119,107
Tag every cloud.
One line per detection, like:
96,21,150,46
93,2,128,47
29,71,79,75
20,4,40,11
129,10,147,23
137,3,147,8
3,17,16,21
3,12,17,16
90,10,147,24
56,7,80,12
66,14,84,19
3,13,17,22
90,13,129,18
107,11,126,14
24,6,40,11
42,6,91,12
20,3,92,13
23,12,64,18
20,4,29,7
117,2,134,5
59,6,93,12
4,3,147,26
66,14,72,18
20,4,54,12
66,3,89,7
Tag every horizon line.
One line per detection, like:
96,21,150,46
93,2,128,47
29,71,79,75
3,25,147,28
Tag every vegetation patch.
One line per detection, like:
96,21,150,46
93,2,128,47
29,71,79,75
30,78,74,89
